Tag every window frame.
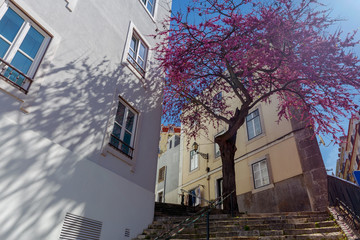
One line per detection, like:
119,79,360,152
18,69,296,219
127,31,148,77
141,0,155,16
246,109,263,140
214,130,224,159
0,2,51,94
251,159,271,189
190,149,199,172
158,166,165,183
108,97,138,159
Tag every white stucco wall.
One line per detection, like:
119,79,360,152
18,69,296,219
0,115,154,239
0,0,171,239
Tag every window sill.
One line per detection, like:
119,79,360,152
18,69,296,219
102,144,134,167
246,132,266,145
251,183,274,194
122,60,146,86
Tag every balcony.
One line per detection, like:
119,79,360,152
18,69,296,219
0,58,33,94
127,53,145,77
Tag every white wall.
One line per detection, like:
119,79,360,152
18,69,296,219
0,115,154,239
0,0,171,239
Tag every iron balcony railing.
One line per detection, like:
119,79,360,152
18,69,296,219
109,134,134,158
127,53,145,77
0,57,33,94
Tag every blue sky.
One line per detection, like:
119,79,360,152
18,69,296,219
170,0,360,173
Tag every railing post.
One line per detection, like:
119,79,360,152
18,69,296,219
206,211,210,240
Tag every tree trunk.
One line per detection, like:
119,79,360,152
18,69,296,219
218,131,239,213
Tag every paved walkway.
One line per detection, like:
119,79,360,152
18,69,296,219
329,207,360,240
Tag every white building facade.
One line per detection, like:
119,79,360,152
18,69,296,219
0,0,171,239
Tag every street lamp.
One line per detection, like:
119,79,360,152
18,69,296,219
192,142,209,160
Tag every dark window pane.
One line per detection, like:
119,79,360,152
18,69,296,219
115,102,126,125
19,26,44,59
123,131,132,146
10,51,32,74
0,38,10,57
111,123,121,138
110,136,120,149
125,110,135,132
0,8,24,42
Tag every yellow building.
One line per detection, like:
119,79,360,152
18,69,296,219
336,112,360,182
158,125,181,157
180,96,328,213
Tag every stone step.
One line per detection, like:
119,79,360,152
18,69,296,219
135,231,343,240
150,215,331,229
142,226,341,238
147,220,337,233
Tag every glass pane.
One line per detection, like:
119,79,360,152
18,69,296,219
19,26,44,59
247,121,254,139
139,43,146,61
147,2,153,14
260,160,267,168
115,102,126,125
123,131,131,146
255,179,261,188
110,136,120,149
121,131,132,155
253,163,259,172
254,117,262,135
3,66,26,85
142,0,146,4
137,58,144,68
0,38,10,58
254,171,260,180
125,110,135,132
0,8,24,42
194,155,198,168
10,51,32,74
129,37,137,58
112,123,122,138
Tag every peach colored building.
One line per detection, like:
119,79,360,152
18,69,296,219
180,96,328,213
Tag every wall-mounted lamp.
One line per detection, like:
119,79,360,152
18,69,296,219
192,142,209,160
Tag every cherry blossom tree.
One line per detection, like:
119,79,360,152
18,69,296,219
155,0,360,211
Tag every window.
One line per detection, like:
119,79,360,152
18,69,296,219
168,140,172,149
246,109,262,140
158,166,165,182
127,33,148,76
252,159,270,189
141,0,155,16
214,142,220,158
0,3,50,93
214,131,224,158
109,98,138,158
190,150,198,171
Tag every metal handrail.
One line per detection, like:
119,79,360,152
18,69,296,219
0,57,33,94
154,190,235,240
336,198,360,230
109,134,134,158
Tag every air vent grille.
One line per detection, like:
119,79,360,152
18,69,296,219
59,212,102,240
124,228,130,237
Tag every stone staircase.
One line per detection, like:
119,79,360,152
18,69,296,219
134,203,345,239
